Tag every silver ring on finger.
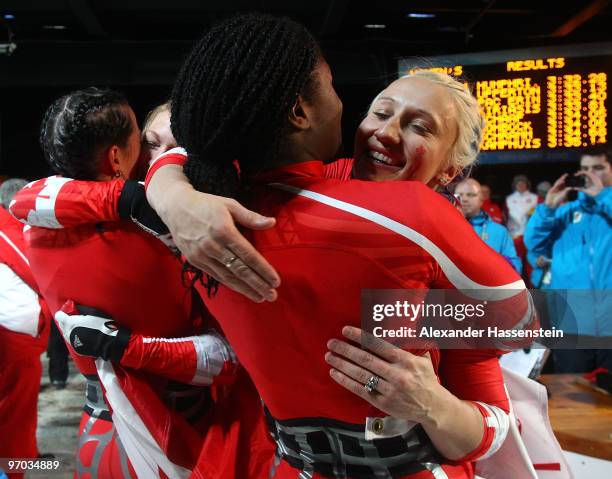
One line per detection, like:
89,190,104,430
224,256,238,269
364,375,380,394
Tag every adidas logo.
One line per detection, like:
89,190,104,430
73,335,83,348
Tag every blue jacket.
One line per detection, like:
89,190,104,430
468,211,522,274
524,188,612,336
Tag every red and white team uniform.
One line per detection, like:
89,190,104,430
0,207,51,479
505,190,538,239
10,151,537,478
9,175,243,479
199,159,535,479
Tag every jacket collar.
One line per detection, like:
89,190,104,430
468,210,490,226
249,160,324,185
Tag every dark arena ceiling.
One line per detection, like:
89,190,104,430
0,1,611,181
1,0,611,87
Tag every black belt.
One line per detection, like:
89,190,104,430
265,407,445,479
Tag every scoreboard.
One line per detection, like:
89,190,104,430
398,45,611,162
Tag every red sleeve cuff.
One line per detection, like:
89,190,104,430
450,401,495,463
144,148,188,190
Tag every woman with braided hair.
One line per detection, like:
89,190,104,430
39,88,141,180
20,88,248,479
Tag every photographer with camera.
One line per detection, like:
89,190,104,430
525,146,612,372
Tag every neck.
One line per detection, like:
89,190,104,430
241,136,323,175
467,209,482,219
276,139,322,167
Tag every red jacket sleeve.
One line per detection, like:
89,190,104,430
9,148,190,229
439,349,509,411
439,349,510,462
120,331,238,386
9,176,123,228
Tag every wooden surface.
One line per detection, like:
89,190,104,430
539,374,612,461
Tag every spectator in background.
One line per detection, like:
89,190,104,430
480,183,503,223
47,308,69,388
506,174,538,282
536,181,552,204
0,178,28,207
0,178,51,476
506,174,538,238
529,183,555,288
525,146,612,372
456,178,522,273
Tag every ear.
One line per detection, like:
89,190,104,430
105,145,122,176
287,95,312,131
443,164,462,182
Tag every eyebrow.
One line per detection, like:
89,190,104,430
373,98,440,130
413,108,437,128
144,130,160,142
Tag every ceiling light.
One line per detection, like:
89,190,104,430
407,13,436,19
3,14,15,20
364,24,386,29
43,25,67,30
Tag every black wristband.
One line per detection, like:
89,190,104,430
117,180,170,237
117,180,143,219
109,326,132,362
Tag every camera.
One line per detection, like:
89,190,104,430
564,174,586,188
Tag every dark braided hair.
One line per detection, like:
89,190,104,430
171,13,321,198
170,13,322,294
40,87,134,180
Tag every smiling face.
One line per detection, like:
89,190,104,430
352,76,458,186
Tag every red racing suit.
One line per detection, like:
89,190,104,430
199,160,535,479
0,207,51,479
9,176,273,479
9,176,242,478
